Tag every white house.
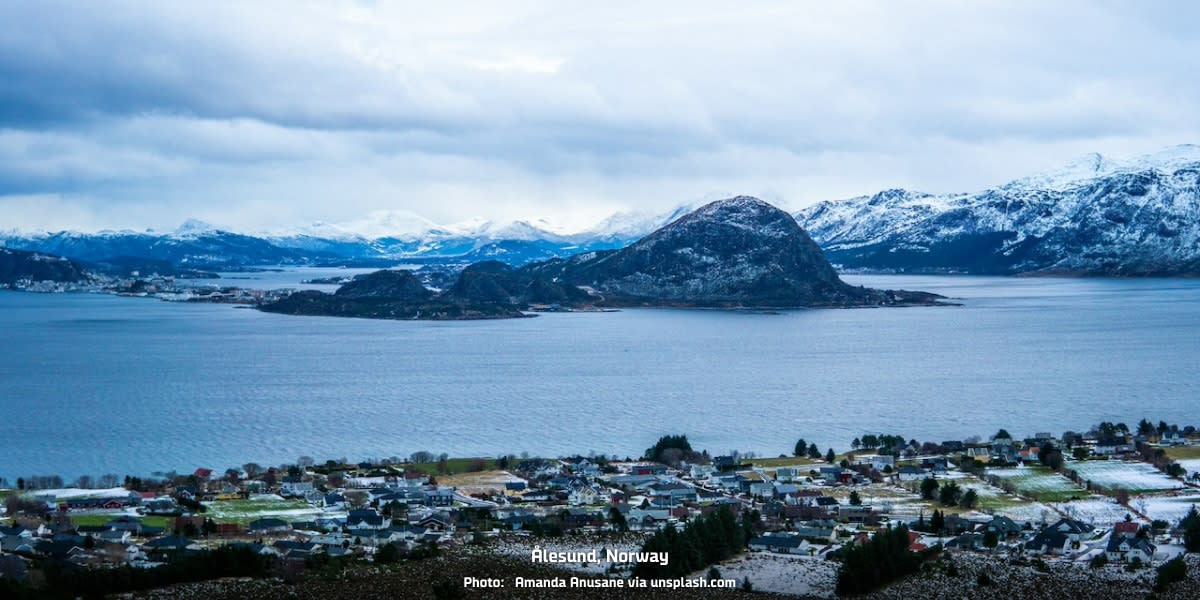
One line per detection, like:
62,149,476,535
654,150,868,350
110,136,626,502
568,486,600,506
1106,536,1156,563
871,455,896,472
345,509,392,530
774,467,802,483
279,476,314,497
748,533,810,555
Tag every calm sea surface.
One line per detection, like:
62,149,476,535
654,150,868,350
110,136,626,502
2,274,1198,480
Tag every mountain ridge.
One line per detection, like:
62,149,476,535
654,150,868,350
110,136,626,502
794,145,1200,276
259,197,945,320
5,145,1200,275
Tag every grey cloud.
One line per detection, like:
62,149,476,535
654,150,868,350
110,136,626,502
1,0,1199,231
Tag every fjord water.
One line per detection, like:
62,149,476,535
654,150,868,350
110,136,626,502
2,275,1199,480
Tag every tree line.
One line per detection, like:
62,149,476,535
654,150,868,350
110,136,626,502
2,546,274,599
834,523,928,596
632,506,755,580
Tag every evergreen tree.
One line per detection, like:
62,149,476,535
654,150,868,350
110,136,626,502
849,490,862,506
825,448,836,463
740,509,759,546
1138,419,1156,437
632,506,746,580
1182,505,1200,553
930,510,945,534
1155,556,1187,592
919,477,939,500
939,481,963,506
793,438,808,457
835,524,921,595
609,506,629,532
960,489,978,509
645,435,693,462
376,542,400,564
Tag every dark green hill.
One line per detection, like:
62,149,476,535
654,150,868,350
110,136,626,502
0,248,91,285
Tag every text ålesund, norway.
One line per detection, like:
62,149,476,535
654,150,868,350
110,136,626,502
531,546,668,566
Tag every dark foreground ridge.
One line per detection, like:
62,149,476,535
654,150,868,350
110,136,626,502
259,197,947,320
0,248,91,286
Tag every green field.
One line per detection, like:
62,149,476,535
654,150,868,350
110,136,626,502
987,466,1085,502
406,457,499,476
70,514,172,529
746,457,825,469
1164,446,1200,460
954,478,1033,513
203,497,334,524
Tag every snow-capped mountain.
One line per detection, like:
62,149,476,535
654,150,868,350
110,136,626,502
0,226,318,269
12,144,1196,276
172,218,224,237
571,203,702,244
258,203,701,265
795,144,1200,275
0,203,701,268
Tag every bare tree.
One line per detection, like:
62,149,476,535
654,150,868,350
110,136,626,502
344,491,370,509
98,474,120,489
74,475,94,489
296,456,315,469
1116,488,1131,507
6,495,49,518
242,463,264,478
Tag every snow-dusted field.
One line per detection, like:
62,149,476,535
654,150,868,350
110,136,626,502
954,477,1002,497
203,495,346,523
988,466,1082,499
824,484,932,519
1175,458,1200,476
1069,460,1183,493
18,487,133,501
1135,493,1200,524
703,552,836,598
1052,496,1135,525
440,470,525,494
991,500,1058,525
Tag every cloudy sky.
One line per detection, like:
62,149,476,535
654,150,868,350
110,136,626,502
2,1,1198,233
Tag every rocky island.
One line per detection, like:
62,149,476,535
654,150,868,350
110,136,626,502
258,197,946,320
525,196,943,308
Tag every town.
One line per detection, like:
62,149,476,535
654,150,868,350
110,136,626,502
3,270,295,306
3,419,1200,597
